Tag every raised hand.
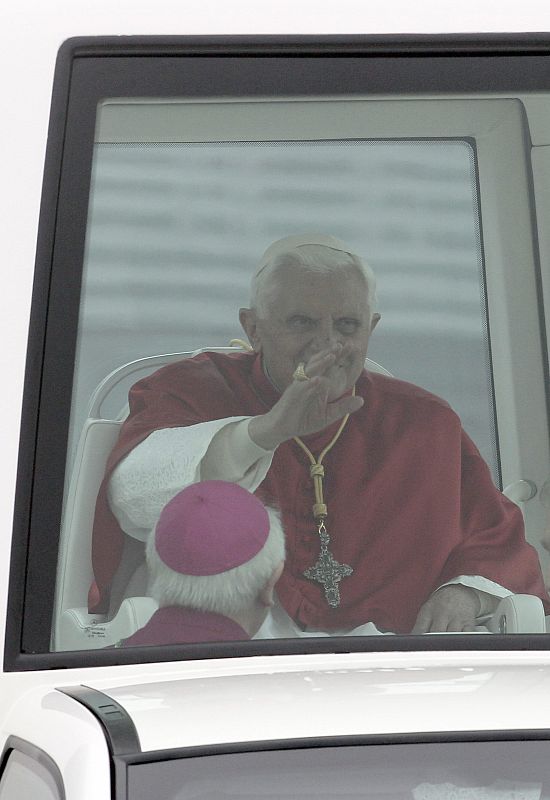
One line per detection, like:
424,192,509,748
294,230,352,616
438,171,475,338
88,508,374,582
249,343,364,451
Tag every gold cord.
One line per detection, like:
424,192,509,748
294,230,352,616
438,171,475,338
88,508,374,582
230,337,353,523
293,386,356,520
229,338,254,352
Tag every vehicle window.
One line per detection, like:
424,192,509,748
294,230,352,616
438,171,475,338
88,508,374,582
9,40,550,666
75,136,495,475
126,740,550,800
0,750,62,800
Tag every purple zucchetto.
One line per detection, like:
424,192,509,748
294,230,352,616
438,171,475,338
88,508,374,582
154,481,270,576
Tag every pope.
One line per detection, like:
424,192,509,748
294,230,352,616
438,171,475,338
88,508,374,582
91,233,550,635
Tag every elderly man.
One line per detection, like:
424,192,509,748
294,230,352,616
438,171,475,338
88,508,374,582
91,233,549,635
120,481,285,646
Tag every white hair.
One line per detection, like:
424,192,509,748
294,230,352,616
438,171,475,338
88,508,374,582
250,243,378,317
146,506,285,617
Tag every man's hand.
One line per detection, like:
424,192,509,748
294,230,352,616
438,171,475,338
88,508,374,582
412,585,481,633
249,343,364,451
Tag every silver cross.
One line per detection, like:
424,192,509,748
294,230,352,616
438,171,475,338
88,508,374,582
303,520,353,608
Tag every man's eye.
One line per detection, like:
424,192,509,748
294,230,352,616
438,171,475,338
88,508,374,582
288,316,313,330
336,318,360,334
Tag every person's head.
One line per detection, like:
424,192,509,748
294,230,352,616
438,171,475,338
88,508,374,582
239,233,380,400
146,481,285,636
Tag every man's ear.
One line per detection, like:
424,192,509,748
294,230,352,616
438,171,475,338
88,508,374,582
370,312,381,334
259,561,284,607
239,308,262,352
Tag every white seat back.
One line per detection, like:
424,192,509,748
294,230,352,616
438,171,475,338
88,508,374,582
57,597,159,650
53,348,240,650
53,420,126,649
88,346,243,420
55,419,120,615
89,348,393,421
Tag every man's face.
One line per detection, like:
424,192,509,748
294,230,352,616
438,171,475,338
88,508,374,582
240,263,379,400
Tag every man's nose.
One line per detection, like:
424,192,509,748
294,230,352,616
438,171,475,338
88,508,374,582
311,320,341,349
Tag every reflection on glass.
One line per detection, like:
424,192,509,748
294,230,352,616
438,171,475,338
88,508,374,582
75,140,494,469
53,129,550,652
126,741,550,800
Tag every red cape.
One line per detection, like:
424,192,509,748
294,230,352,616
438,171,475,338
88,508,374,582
90,351,550,633
120,607,249,647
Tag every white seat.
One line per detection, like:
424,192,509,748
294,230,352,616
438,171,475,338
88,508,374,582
53,415,161,650
483,594,545,634
53,348,249,650
52,347,546,649
57,597,159,650
55,418,120,623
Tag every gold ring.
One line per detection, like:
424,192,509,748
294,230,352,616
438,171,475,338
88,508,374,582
293,363,310,382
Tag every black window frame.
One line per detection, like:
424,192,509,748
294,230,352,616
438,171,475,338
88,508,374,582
0,736,65,800
113,729,550,800
8,34,550,671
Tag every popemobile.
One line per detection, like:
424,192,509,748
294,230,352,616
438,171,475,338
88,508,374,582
3,23,550,800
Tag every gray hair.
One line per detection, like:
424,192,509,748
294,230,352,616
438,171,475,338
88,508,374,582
250,243,378,317
146,506,285,617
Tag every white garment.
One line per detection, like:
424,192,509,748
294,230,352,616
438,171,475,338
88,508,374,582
108,416,512,628
255,596,390,638
108,417,269,541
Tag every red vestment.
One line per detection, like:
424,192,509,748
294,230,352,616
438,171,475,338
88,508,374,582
120,607,249,647
90,351,550,633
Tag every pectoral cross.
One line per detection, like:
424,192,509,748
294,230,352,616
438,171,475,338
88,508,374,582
303,520,353,608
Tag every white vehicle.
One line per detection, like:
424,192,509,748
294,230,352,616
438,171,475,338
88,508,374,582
3,8,550,799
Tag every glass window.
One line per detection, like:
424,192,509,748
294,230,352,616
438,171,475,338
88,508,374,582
75,137,496,475
0,750,61,800
10,41,550,664
126,740,550,800
55,95,548,653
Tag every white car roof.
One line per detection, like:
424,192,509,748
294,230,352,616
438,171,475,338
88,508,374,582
80,650,550,752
